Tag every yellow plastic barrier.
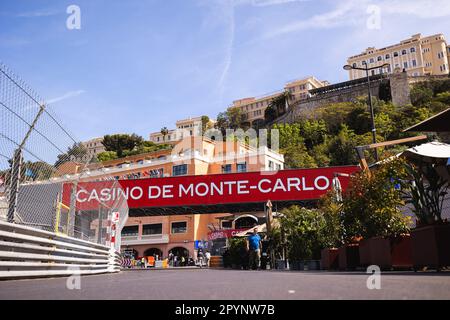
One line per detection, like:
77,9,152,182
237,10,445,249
162,259,168,268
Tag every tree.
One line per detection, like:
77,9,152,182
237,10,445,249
215,107,245,137
160,127,169,143
341,158,411,241
102,134,143,158
201,115,211,134
55,142,88,167
410,85,433,106
97,151,118,162
279,206,326,261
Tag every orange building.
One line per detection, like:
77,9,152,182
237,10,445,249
54,137,284,260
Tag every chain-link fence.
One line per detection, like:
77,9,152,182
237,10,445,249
0,62,128,249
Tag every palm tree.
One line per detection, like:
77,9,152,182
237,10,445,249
160,127,169,143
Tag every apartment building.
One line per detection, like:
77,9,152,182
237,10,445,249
232,76,328,125
347,33,450,80
149,116,215,145
81,137,105,160
55,136,284,259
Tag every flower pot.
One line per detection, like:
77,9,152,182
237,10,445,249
411,224,450,271
276,259,287,270
306,260,321,270
358,239,372,267
338,244,360,270
370,235,412,270
288,260,304,270
321,248,339,270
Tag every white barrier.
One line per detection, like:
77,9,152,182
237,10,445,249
0,220,121,279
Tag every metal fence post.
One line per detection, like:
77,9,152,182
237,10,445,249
7,149,22,223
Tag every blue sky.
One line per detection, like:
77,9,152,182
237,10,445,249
2,0,450,142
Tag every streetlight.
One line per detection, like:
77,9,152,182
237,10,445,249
343,62,389,162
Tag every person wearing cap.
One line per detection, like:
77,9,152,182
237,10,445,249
247,227,262,270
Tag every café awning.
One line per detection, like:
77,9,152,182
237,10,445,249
401,141,450,160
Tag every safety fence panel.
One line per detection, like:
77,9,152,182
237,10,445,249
0,219,121,279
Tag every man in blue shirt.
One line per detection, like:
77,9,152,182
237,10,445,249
247,227,262,270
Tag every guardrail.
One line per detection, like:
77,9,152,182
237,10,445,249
0,220,121,280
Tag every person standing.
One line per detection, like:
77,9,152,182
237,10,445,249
247,227,262,270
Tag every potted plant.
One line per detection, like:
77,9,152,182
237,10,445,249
228,237,248,269
340,159,412,270
405,162,450,271
280,206,325,271
318,191,343,270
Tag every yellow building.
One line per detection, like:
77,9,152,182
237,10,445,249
232,76,328,125
149,116,215,145
347,33,450,80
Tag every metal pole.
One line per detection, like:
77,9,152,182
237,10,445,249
6,104,45,223
7,149,22,223
365,67,379,162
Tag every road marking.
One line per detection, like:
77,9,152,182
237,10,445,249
288,290,295,294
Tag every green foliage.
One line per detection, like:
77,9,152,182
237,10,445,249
404,163,449,226
228,237,248,268
102,134,143,158
279,206,326,260
410,85,433,106
264,105,277,123
318,191,344,248
97,151,118,162
55,142,88,167
201,115,211,134
215,107,245,136
341,158,411,241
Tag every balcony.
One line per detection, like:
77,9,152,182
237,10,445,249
121,234,169,245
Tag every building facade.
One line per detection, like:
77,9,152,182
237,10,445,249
232,76,328,125
347,33,450,80
149,116,215,145
81,137,106,161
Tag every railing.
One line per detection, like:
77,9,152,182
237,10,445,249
0,220,121,279
121,234,169,245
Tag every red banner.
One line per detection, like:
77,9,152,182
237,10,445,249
207,229,248,240
63,166,359,210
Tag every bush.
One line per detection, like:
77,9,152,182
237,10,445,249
341,158,411,241
228,237,248,269
280,206,326,261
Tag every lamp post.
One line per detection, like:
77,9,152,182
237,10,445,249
343,62,389,162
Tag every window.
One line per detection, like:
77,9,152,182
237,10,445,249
221,221,232,229
403,62,408,69
412,59,417,67
369,58,374,63
171,221,187,234
142,223,162,235
410,47,416,53
393,52,399,57
222,164,232,173
377,56,382,61
268,160,274,170
385,53,390,59
402,49,407,55
237,162,247,173
121,226,138,237
352,63,357,68
172,164,187,176
361,60,367,65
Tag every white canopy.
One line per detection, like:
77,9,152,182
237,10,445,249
401,141,450,159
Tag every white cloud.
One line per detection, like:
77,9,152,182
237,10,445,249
46,90,85,104
16,9,59,18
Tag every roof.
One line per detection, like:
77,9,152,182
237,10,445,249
404,108,450,133
401,141,450,159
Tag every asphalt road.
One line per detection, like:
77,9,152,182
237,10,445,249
1,269,450,300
